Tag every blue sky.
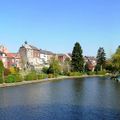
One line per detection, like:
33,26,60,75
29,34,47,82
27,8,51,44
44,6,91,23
0,0,120,57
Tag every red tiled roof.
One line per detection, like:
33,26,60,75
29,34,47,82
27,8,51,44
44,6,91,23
7,53,20,58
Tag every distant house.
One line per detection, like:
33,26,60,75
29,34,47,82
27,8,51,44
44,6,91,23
19,42,41,70
40,49,55,65
57,53,71,63
7,53,21,69
84,56,97,71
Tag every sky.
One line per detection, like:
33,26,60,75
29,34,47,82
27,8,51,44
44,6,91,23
0,0,120,57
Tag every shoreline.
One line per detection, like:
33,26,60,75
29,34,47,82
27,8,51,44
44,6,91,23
0,75,107,88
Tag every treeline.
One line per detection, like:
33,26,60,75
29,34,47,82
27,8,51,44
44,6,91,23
0,42,120,83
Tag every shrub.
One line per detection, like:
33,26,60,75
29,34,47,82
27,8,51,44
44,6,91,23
24,72,37,81
87,71,96,75
0,77,3,84
38,74,47,79
96,71,106,75
48,74,54,78
42,67,49,74
14,74,23,82
68,72,83,76
5,74,16,83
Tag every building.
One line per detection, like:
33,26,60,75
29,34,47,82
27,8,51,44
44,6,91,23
40,49,55,64
57,53,71,63
84,56,97,71
7,53,21,69
19,42,41,70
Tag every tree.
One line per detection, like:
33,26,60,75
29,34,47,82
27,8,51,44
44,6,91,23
111,46,120,73
96,47,106,71
0,60,5,83
71,42,84,72
48,57,61,76
62,58,71,74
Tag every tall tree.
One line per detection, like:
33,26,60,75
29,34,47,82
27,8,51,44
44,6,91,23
0,60,5,83
112,46,120,72
71,42,84,72
96,47,106,71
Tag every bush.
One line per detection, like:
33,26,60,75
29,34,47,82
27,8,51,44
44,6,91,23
48,74,54,78
0,77,3,84
14,74,23,82
87,71,96,75
42,67,49,74
96,71,106,75
5,74,16,83
24,72,37,81
38,74,47,79
68,72,83,76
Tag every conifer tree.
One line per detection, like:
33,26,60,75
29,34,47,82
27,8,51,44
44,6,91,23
71,42,84,72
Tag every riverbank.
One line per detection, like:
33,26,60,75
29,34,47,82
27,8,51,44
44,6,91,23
0,75,106,88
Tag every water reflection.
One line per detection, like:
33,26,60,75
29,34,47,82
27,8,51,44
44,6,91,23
0,77,120,120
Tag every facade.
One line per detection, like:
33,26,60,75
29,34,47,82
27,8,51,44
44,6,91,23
84,56,97,71
57,53,71,63
40,49,55,64
7,53,21,69
0,45,21,69
19,42,41,70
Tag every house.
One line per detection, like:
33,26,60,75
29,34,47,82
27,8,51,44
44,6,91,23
19,42,41,70
40,49,55,64
84,56,97,71
57,53,71,63
7,53,21,69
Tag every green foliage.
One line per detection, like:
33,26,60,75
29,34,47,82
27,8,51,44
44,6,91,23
5,74,23,83
68,72,84,76
5,74,16,83
0,77,3,84
38,74,47,79
48,58,61,75
0,60,4,76
48,74,54,78
14,74,23,82
24,71,37,81
96,71,106,75
87,71,96,75
42,67,49,74
71,42,84,72
96,47,106,71
111,46,120,72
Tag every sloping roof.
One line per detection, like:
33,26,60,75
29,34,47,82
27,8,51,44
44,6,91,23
40,49,54,55
30,45,40,51
7,53,20,58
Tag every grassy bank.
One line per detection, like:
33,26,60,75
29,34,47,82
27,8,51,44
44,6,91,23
0,74,107,88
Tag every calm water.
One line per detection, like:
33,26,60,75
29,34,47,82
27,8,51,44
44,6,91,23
0,77,120,120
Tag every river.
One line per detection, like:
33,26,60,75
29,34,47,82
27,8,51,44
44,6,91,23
0,77,120,120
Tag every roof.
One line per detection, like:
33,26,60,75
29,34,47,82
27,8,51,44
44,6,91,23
40,49,54,55
7,53,20,58
30,45,40,51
